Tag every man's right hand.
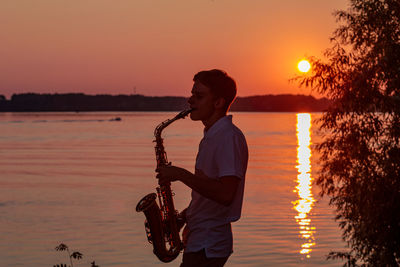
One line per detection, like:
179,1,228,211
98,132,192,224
176,208,187,231
182,225,189,248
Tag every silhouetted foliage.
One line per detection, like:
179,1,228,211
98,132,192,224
54,243,98,267
71,252,83,260
296,0,400,266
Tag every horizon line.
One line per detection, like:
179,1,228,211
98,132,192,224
1,92,324,100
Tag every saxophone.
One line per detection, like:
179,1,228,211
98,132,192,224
136,109,192,263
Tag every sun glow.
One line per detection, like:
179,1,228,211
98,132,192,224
297,60,311,73
293,113,316,258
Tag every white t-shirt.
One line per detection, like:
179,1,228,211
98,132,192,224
186,115,248,257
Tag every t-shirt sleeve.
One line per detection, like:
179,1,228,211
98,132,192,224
215,133,247,179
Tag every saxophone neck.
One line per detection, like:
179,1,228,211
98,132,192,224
154,109,193,139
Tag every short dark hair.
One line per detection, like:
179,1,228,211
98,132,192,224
193,69,237,111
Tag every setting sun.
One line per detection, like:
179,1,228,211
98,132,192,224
298,60,311,73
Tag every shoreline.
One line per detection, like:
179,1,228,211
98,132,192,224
0,93,331,112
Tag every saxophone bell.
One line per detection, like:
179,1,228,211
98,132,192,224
136,193,157,213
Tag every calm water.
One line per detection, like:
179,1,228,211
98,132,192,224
0,112,346,266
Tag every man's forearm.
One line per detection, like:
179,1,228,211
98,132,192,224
156,165,239,206
179,169,237,206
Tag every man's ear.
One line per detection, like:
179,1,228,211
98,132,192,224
214,97,226,110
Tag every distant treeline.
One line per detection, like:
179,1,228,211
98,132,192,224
0,93,331,112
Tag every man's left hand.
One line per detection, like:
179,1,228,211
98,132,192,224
156,165,184,184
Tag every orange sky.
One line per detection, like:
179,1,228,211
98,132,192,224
0,0,348,99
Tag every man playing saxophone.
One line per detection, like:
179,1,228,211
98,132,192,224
157,69,248,267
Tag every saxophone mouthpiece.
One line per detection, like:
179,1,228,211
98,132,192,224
176,109,192,119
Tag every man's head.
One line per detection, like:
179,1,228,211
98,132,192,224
188,69,236,127
192,69,237,113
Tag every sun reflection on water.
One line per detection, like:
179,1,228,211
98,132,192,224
293,113,316,258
